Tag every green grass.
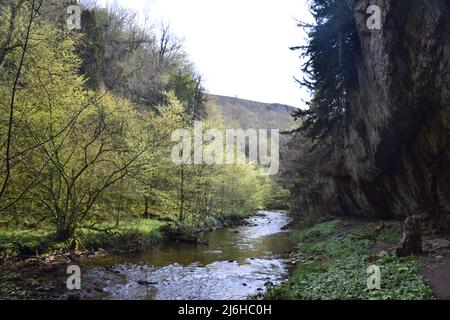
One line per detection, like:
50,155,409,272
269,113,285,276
0,229,57,260
268,221,434,300
290,219,344,242
378,225,403,244
0,218,170,260
0,212,249,260
78,219,169,249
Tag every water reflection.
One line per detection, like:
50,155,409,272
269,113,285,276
82,211,296,300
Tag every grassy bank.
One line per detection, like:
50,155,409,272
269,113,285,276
267,219,434,300
0,219,170,261
0,213,255,300
0,212,254,262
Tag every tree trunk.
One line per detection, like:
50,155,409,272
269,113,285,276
143,197,150,219
396,215,423,257
56,224,75,242
178,166,185,222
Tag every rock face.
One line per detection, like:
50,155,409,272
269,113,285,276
295,0,450,227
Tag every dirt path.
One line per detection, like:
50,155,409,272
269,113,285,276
371,241,396,254
419,256,450,300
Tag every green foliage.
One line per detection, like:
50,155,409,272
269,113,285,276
292,0,360,141
290,219,343,242
268,221,434,300
0,218,168,260
369,253,434,300
0,229,54,260
78,219,168,249
0,2,272,251
350,223,402,244
269,253,433,300
89,6,206,113
378,225,403,244
168,71,206,120
78,9,105,89
266,183,291,210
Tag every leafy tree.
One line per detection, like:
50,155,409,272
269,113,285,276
292,0,360,142
78,9,105,89
168,70,207,121
0,1,273,247
0,0,45,206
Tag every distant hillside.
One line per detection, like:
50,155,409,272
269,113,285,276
209,94,296,131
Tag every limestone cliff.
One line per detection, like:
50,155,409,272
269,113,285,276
291,0,450,227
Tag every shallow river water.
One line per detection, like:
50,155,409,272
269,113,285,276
79,211,297,300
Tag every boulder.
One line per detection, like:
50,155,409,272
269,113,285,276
396,215,423,257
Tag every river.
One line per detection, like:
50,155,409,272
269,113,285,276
77,211,297,300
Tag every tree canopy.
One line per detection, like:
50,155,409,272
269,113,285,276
0,0,273,246
292,0,360,142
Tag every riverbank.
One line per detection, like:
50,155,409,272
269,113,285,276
0,213,253,300
74,211,294,300
0,219,166,262
0,214,252,261
267,218,450,300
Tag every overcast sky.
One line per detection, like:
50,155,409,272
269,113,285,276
96,0,313,107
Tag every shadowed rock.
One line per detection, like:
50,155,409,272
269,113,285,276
396,215,423,257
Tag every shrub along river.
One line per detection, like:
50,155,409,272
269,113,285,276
76,211,297,300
